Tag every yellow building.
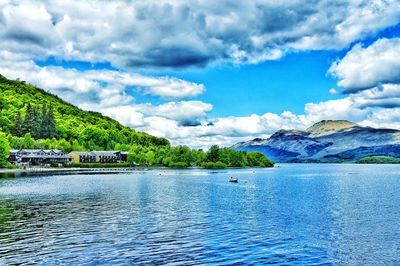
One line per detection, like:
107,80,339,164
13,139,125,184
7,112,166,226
68,151,96,163
68,151,128,164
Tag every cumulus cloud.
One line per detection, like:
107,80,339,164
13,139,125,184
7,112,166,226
134,77,205,98
1,0,400,69
137,101,212,124
329,88,339,95
0,52,205,111
99,100,213,128
329,38,400,93
352,84,400,109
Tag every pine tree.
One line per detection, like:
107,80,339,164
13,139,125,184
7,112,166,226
13,111,24,137
31,105,41,139
40,103,48,139
20,102,57,140
0,133,10,168
23,103,35,136
206,145,220,162
47,103,56,138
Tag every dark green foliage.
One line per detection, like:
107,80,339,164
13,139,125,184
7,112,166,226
203,161,227,169
19,102,57,139
247,151,274,167
356,156,400,164
206,145,220,162
41,103,57,139
13,111,23,137
0,133,10,168
22,103,35,136
169,162,190,168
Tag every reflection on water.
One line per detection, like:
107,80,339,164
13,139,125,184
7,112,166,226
0,164,400,264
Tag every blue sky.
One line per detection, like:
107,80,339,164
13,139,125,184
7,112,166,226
1,1,400,148
168,51,342,117
38,50,342,117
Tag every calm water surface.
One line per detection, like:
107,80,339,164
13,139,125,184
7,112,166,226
0,164,399,265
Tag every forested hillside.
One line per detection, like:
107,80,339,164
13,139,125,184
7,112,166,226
0,74,169,151
0,74,273,168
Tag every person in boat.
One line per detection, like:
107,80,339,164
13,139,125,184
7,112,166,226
229,176,238,182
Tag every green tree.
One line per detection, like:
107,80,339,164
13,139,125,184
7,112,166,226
79,126,108,150
230,151,247,167
71,139,85,151
40,103,48,138
13,111,23,137
128,152,146,166
22,133,35,148
46,103,56,138
0,133,10,168
247,151,273,167
206,145,220,162
56,139,72,152
22,103,35,135
145,151,155,165
31,105,41,139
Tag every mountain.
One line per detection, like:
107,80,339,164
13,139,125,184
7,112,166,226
0,74,170,151
232,120,400,162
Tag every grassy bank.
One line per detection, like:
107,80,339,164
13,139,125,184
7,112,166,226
356,156,400,164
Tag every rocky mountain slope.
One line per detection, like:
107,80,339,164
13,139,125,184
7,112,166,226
232,120,400,162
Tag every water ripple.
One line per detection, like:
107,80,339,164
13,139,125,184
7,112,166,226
0,165,399,264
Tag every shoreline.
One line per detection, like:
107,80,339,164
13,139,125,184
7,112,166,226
0,167,161,176
0,167,168,178
0,165,272,176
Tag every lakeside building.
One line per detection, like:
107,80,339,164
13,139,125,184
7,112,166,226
9,149,73,165
68,151,128,164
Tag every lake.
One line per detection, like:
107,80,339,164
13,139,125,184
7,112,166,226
0,164,399,265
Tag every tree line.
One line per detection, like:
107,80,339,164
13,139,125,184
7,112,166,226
126,144,274,168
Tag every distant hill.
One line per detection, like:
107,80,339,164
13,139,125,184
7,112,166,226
0,74,169,151
232,120,400,163
356,156,400,164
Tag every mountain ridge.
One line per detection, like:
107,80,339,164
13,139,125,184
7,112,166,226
233,120,400,163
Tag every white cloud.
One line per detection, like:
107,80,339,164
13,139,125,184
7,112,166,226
1,0,400,69
329,88,339,95
138,101,212,123
134,77,205,98
102,106,146,128
0,52,205,111
329,38,400,92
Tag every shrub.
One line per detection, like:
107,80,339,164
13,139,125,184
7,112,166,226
169,162,189,168
356,156,400,164
6,163,17,169
203,161,227,169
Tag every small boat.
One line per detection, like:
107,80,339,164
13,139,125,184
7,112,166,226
229,176,238,183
